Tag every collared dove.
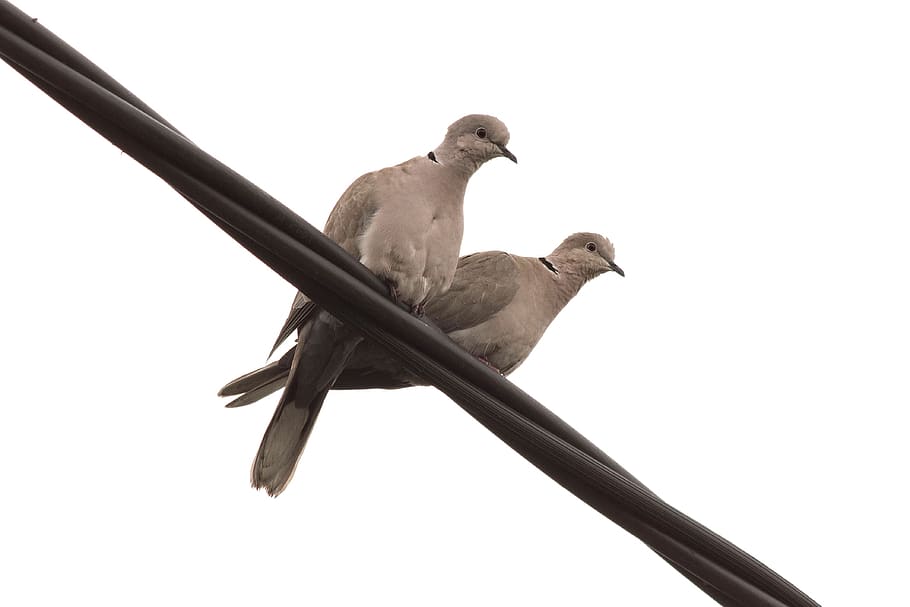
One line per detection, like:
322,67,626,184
221,231,623,410
250,115,516,496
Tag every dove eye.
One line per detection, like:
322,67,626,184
475,127,487,139
585,242,597,252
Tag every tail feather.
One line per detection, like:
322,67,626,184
333,369,415,390
251,386,330,496
218,347,295,396
223,339,422,408
250,310,362,496
269,299,316,358
225,376,286,408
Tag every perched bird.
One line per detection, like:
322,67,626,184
250,115,516,496
221,231,624,405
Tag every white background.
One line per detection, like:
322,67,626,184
2,1,908,605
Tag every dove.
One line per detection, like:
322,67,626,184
221,232,623,408
250,115,516,496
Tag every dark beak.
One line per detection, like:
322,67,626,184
607,260,625,277
496,143,518,163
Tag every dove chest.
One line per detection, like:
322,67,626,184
358,174,466,305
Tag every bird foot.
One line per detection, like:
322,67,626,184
477,356,502,375
385,280,425,317
385,280,400,303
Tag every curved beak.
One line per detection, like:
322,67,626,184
496,143,518,163
607,260,625,277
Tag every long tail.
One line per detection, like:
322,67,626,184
250,310,362,496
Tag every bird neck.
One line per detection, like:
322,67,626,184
430,143,483,178
538,255,589,309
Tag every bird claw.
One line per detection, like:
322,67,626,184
385,280,400,303
385,281,425,317
477,356,502,375
384,280,426,317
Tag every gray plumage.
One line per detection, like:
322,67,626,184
221,231,623,407
249,115,516,496
269,115,517,355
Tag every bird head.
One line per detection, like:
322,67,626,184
552,232,624,280
436,114,517,172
